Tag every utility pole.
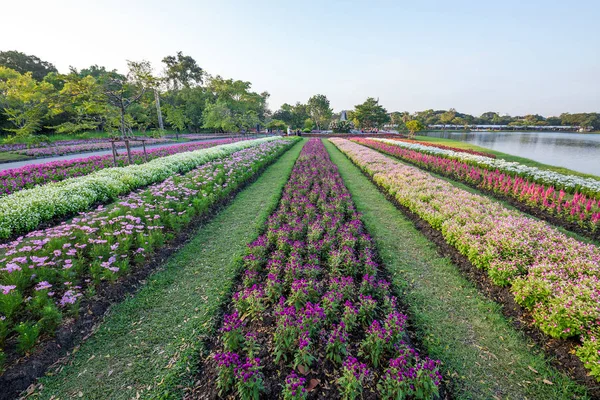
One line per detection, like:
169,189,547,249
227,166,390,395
154,88,164,132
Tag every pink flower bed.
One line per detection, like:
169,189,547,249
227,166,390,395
330,137,600,381
352,138,600,235
0,139,294,362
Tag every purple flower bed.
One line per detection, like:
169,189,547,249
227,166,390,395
0,139,245,196
196,139,442,399
0,138,295,364
9,138,173,157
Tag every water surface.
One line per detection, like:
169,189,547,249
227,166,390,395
422,131,600,176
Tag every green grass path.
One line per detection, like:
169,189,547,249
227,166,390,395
324,139,589,400
31,139,306,400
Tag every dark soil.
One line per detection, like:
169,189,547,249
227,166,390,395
344,152,600,399
0,144,294,400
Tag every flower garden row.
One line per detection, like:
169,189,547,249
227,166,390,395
330,138,600,381
393,138,496,158
8,138,173,157
374,137,600,196
0,137,297,367
0,138,130,153
0,137,281,241
355,138,600,235
0,138,244,197
204,139,442,400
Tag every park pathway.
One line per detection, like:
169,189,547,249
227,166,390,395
0,135,258,171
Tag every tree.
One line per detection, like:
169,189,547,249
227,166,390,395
0,66,54,138
266,119,287,131
405,119,425,139
303,118,314,131
47,72,108,134
0,50,57,81
306,94,332,131
202,100,235,132
161,51,203,90
164,104,189,138
352,97,390,129
439,108,457,124
272,103,294,126
100,60,157,138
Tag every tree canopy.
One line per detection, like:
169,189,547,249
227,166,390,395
0,51,57,81
352,97,390,129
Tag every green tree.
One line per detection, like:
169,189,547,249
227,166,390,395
164,104,189,138
100,60,157,138
307,94,333,130
161,51,203,90
352,97,390,129
0,50,57,81
202,100,235,132
439,108,457,124
303,118,314,131
0,66,54,138
47,72,108,134
405,119,425,139
266,119,287,131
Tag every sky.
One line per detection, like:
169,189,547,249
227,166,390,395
1,0,599,117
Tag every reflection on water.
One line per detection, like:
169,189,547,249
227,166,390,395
422,131,600,176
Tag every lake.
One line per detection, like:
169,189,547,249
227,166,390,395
421,131,600,176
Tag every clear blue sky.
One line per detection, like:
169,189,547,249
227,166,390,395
2,0,599,116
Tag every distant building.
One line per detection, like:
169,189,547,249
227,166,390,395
340,110,348,121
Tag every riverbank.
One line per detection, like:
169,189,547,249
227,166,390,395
414,135,600,180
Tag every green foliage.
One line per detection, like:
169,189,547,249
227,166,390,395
266,119,287,131
352,97,390,129
0,66,54,137
162,51,203,90
164,104,189,132
303,118,314,131
0,50,57,81
405,119,425,138
15,322,41,354
307,94,333,130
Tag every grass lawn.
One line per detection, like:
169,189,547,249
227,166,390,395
30,139,305,400
324,139,590,400
414,135,600,180
0,152,31,163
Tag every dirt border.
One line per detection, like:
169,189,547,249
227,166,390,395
356,140,600,242
0,141,298,400
334,144,600,398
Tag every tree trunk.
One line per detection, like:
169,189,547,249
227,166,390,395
154,89,164,132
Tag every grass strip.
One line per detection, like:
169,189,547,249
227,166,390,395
29,139,305,400
324,139,589,400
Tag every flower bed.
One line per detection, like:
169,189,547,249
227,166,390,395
0,137,282,241
0,138,297,366
0,139,244,197
354,138,600,235
371,137,600,196
195,139,442,399
10,138,173,157
330,137,600,381
391,138,497,158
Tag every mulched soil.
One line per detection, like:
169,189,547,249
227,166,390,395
0,154,284,400
351,158,600,399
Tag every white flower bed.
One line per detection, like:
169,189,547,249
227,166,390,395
372,138,600,195
0,137,282,239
